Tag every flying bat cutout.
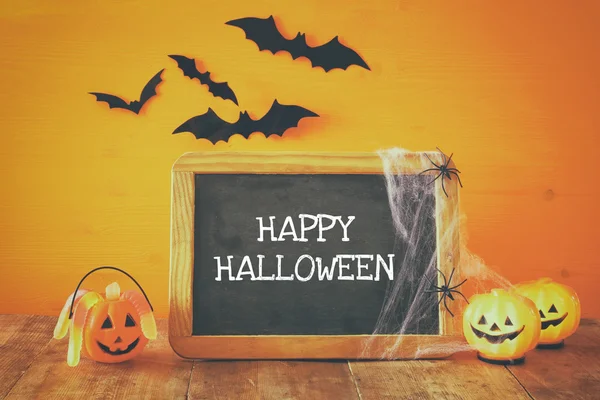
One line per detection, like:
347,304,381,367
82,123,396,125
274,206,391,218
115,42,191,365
172,99,319,144
168,55,238,105
225,15,370,72
89,69,164,114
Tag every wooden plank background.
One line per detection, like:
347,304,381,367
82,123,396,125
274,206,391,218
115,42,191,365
0,0,599,318
3,315,599,399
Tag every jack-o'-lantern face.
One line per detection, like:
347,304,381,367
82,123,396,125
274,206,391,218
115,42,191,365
463,289,541,361
54,278,158,367
83,300,148,363
514,278,581,345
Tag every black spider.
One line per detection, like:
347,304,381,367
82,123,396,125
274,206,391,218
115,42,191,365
419,147,463,197
424,268,469,317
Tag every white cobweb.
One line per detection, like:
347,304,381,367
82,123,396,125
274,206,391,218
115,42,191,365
362,147,512,359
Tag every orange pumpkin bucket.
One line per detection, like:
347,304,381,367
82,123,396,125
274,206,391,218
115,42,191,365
53,266,157,366
514,278,581,348
462,288,541,365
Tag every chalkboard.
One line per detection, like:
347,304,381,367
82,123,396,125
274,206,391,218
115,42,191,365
169,152,462,359
192,173,438,335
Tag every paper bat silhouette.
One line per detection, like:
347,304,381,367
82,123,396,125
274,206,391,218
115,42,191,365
89,69,164,114
225,15,370,72
172,99,318,143
168,55,238,105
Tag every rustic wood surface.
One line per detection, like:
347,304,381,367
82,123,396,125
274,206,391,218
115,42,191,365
5,319,192,400
169,170,195,339
0,315,56,398
189,361,360,400
506,319,600,400
1,315,599,399
350,357,532,400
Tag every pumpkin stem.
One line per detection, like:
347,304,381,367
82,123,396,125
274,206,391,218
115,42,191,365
105,282,121,301
67,266,154,319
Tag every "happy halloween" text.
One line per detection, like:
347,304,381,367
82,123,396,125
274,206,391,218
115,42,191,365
214,214,395,282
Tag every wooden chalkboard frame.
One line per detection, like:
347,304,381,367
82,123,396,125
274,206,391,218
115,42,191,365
169,152,463,359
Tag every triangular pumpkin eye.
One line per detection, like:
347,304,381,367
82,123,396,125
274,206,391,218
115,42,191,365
505,317,513,326
101,316,113,329
548,304,558,313
478,315,487,325
125,313,136,327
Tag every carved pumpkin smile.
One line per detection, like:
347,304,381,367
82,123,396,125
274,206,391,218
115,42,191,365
462,289,541,363
97,337,141,356
541,312,568,330
515,278,581,346
53,268,158,367
470,324,525,344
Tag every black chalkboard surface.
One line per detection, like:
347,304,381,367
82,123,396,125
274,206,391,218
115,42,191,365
169,152,462,359
192,174,438,335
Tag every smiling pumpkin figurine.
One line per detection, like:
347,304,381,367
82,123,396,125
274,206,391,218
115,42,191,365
463,288,541,365
54,276,157,366
514,278,581,349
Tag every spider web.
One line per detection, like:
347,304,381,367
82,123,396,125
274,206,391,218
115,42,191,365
362,147,512,359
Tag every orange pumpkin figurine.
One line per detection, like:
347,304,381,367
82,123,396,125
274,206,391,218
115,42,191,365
514,278,581,349
53,267,157,366
463,288,541,365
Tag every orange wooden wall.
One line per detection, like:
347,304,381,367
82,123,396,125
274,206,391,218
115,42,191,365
0,0,599,318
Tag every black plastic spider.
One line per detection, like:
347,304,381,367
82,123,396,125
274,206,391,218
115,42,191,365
424,267,469,317
419,147,463,197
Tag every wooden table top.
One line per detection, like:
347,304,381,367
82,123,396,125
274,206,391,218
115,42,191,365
1,314,598,399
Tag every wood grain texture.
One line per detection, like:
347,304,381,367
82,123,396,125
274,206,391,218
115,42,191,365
169,335,463,360
506,318,600,399
173,151,432,174
2,314,600,399
188,361,360,400
169,171,195,338
430,152,463,335
5,319,193,399
0,315,54,398
349,356,531,400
